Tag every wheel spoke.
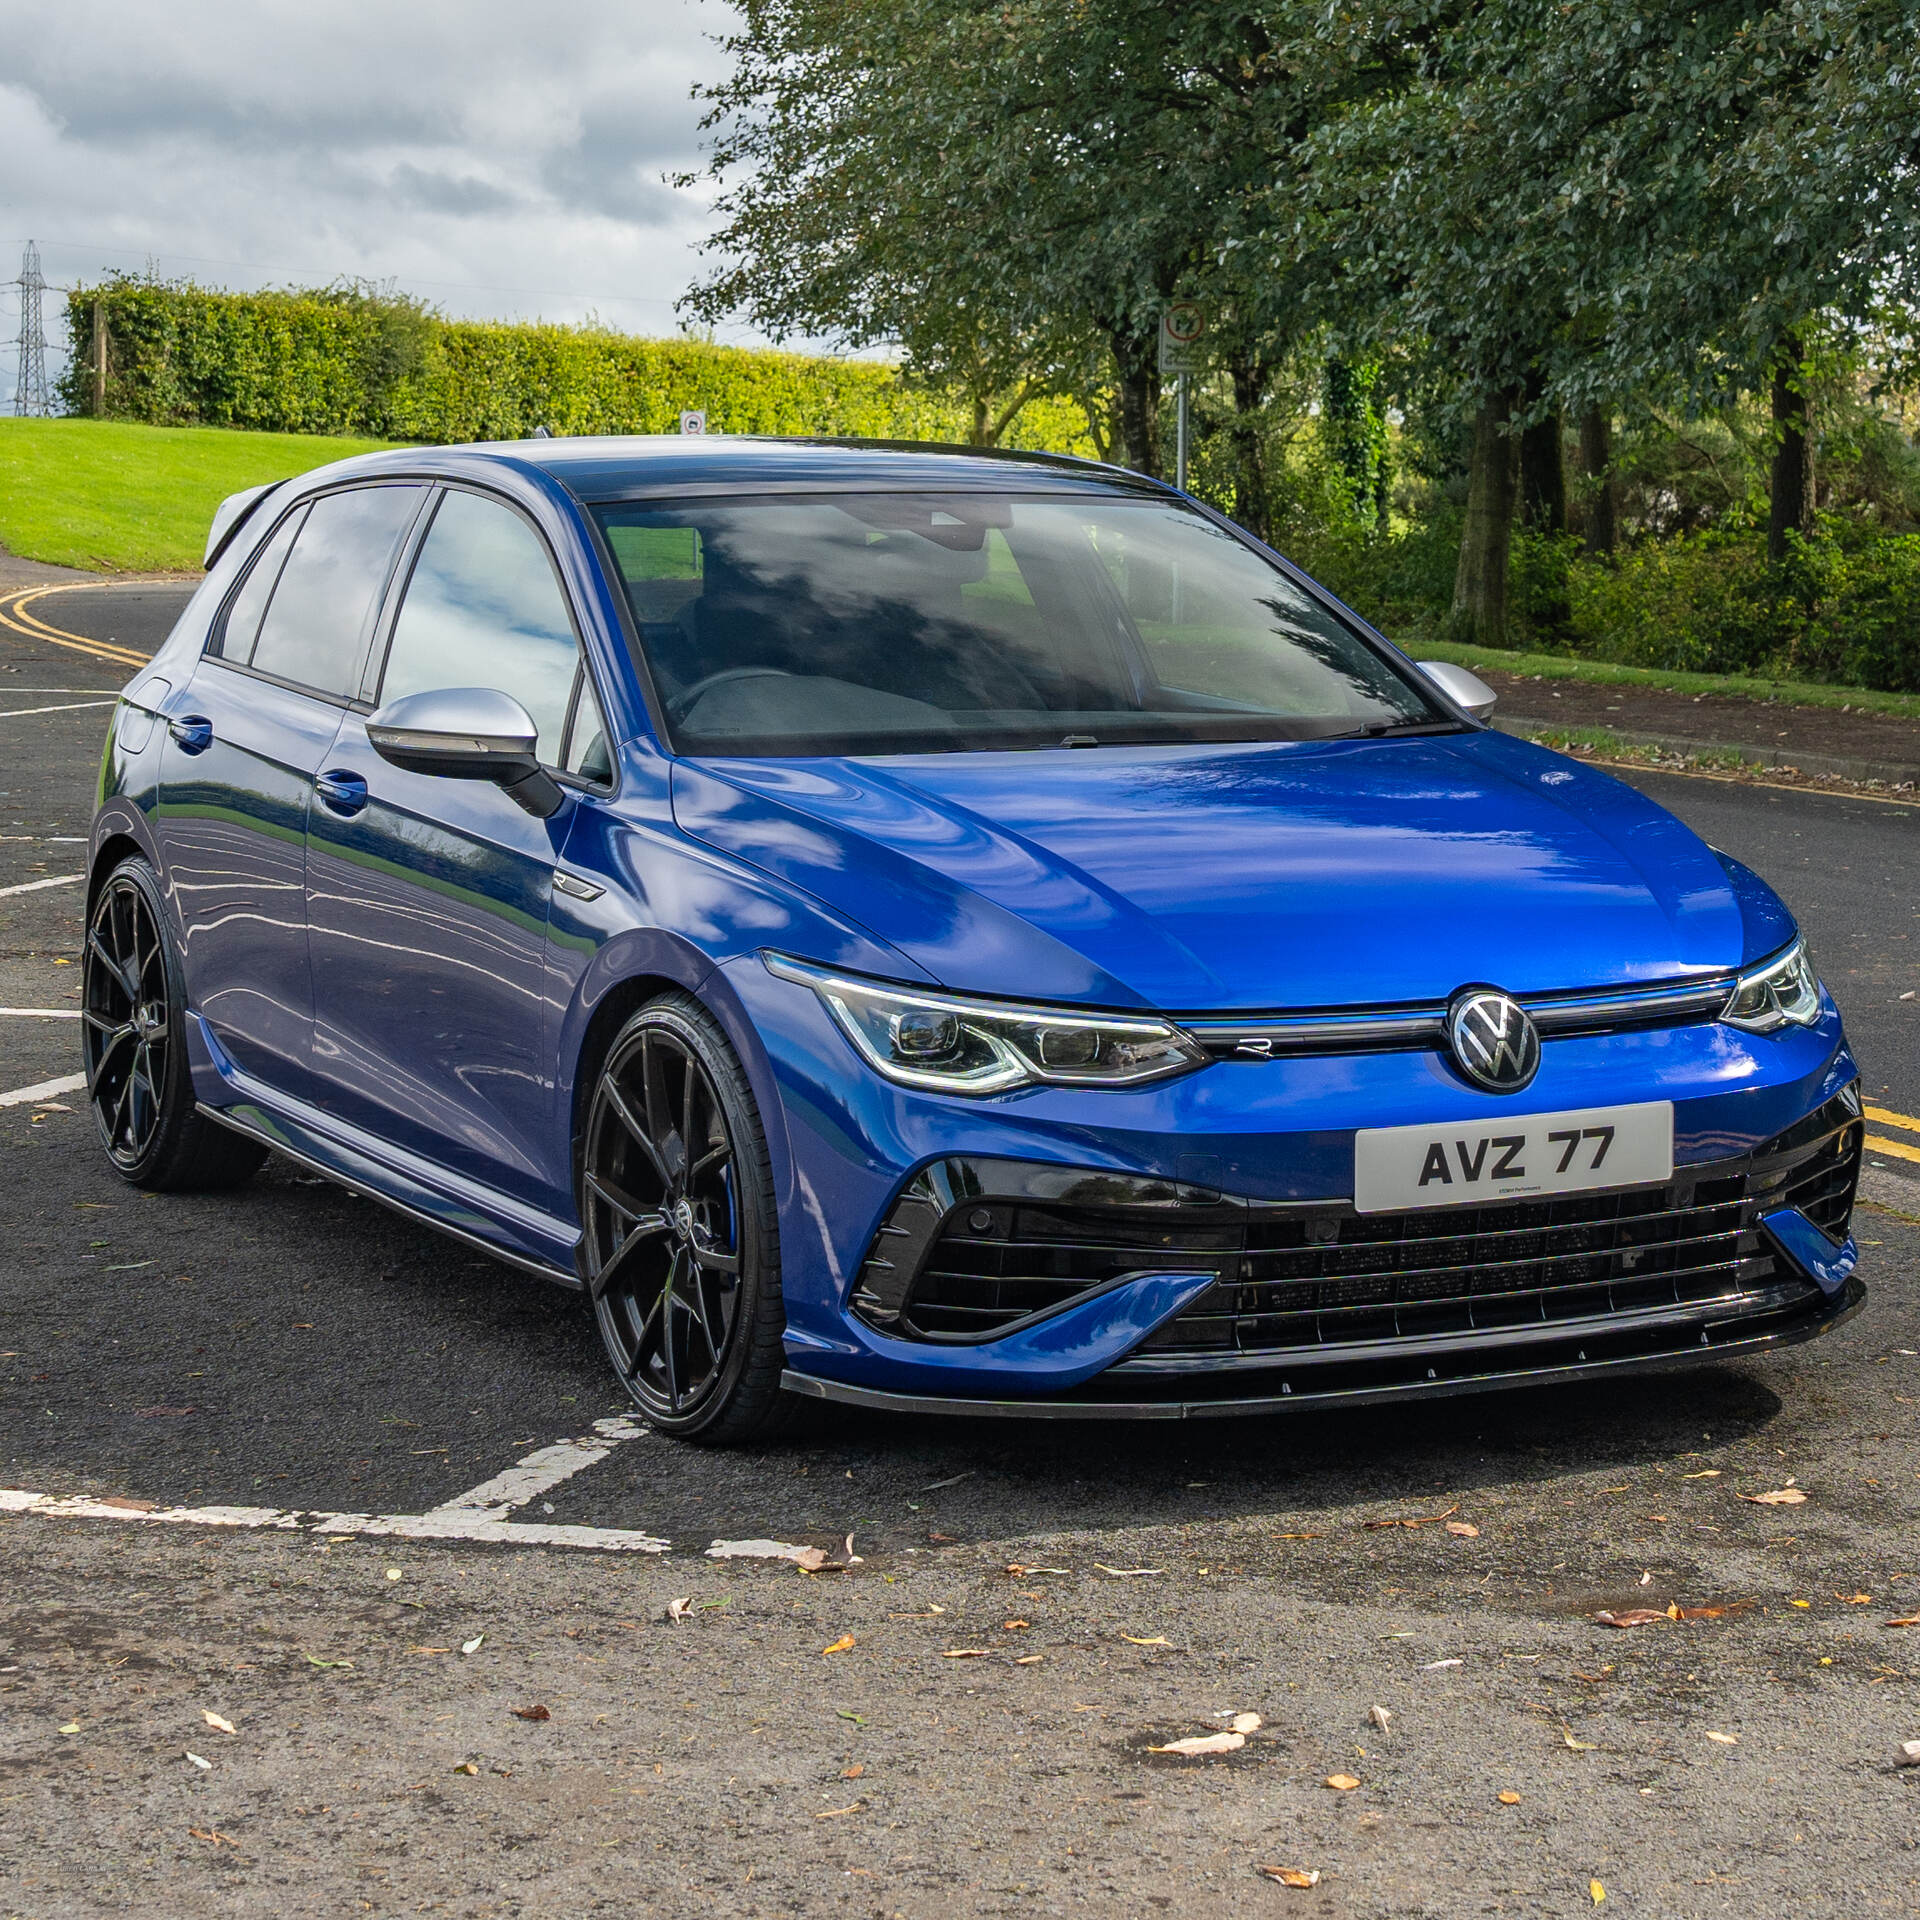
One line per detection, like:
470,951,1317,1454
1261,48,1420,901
689,1240,739,1277
589,1210,673,1298
88,926,140,1004
658,1252,683,1406
601,1079,671,1188
688,1141,731,1182
585,1166,658,1223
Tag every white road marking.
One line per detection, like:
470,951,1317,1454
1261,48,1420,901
0,1007,82,1018
0,701,117,718
0,873,82,897
0,1414,669,1554
0,1073,88,1108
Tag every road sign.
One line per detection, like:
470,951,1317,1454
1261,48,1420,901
678,410,707,435
1158,302,1207,375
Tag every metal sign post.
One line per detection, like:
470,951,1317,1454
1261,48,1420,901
1158,302,1206,491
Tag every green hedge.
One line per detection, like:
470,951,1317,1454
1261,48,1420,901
59,277,1079,447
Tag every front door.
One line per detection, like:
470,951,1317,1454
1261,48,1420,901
304,486,608,1217
156,483,425,1097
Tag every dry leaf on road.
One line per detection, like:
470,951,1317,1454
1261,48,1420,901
841,1763,865,1780
821,1635,855,1656
1897,1741,1920,1767
1257,1866,1320,1888
511,1704,551,1722
188,1828,238,1848
1741,1488,1808,1506
1421,1657,1463,1670
1885,1615,1920,1628
201,1711,236,1736
460,1635,484,1655
1015,1653,1044,1665
1596,1609,1665,1629
1150,1731,1245,1757
1121,1635,1172,1647
1705,1731,1738,1745
815,1801,864,1819
918,1471,974,1492
941,1648,993,1659
1231,1712,1262,1734
1324,1773,1360,1790
1362,1505,1459,1530
1446,1521,1480,1537
1498,1790,1522,1805
1590,1879,1606,1904
451,1761,479,1775
666,1598,693,1622
185,1751,212,1771
1094,1564,1165,1577
1369,1706,1392,1734
1562,1728,1598,1751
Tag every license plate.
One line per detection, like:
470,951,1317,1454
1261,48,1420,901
1353,1101,1673,1215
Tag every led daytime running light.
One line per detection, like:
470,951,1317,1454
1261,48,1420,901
1721,938,1822,1034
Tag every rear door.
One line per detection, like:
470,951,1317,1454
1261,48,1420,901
156,484,425,1097
303,486,610,1214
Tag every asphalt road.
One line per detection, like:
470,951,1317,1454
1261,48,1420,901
3,581,1920,1917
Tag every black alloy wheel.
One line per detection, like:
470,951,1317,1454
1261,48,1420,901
581,993,790,1441
81,857,266,1191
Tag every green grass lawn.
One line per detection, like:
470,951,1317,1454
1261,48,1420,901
0,418,399,573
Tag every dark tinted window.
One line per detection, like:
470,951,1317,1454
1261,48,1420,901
218,506,307,663
379,489,583,761
249,486,424,699
595,494,1442,757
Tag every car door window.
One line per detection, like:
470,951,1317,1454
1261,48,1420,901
379,489,583,763
248,485,425,698
217,505,307,664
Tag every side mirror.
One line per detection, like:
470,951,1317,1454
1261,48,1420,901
366,687,566,819
1416,660,1498,721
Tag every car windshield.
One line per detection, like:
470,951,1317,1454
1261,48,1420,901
594,491,1449,757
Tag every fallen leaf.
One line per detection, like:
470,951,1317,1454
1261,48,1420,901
1885,1615,1920,1629
1150,1731,1244,1756
1842,1593,1873,1605
188,1828,238,1848
201,1711,236,1736
511,1704,551,1722
1015,1654,1044,1665
1596,1609,1665,1629
1324,1773,1360,1791
1094,1564,1164,1577
918,1471,974,1492
1005,1563,1069,1576
815,1801,864,1819
1362,1505,1459,1530
822,1635,855,1656
1273,1531,1325,1541
666,1598,694,1622
1791,1599,1812,1609
1682,1470,1722,1479
302,1654,353,1670
385,1569,403,1582
1590,1878,1606,1905
1003,1620,1029,1631
1369,1705,1392,1735
451,1761,479,1776
1445,1521,1480,1537
1421,1658,1464,1670
1231,1712,1262,1734
841,1762,865,1780
1705,1731,1738,1745
1121,1635,1172,1647
460,1635,485,1655
1741,1488,1808,1506
1897,1740,1920,1767
926,1531,959,1545
58,1721,79,1735
941,1648,993,1659
185,1751,212,1771
1562,1728,1598,1751
1498,1790,1522,1805
1257,1866,1320,1888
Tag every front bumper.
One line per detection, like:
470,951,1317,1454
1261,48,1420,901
729,956,1865,1415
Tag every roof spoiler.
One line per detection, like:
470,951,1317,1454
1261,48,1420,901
204,480,289,571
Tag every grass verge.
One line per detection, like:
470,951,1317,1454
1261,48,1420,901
1506,721,1920,800
1418,637,1920,723
0,418,398,572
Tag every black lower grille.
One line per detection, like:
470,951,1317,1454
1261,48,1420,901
851,1089,1862,1359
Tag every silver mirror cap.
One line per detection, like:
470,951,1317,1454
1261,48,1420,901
1415,659,1498,721
367,686,540,763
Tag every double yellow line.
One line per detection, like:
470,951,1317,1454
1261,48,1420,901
1865,1103,1920,1168
0,585,153,671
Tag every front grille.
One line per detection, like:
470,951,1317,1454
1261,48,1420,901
851,1090,1862,1359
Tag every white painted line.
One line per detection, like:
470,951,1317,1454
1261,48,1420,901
0,1414,670,1555
0,701,117,718
427,1415,645,1519
0,1007,82,1018
0,873,82,898
0,1073,87,1108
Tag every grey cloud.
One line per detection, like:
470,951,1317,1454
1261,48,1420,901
386,165,519,219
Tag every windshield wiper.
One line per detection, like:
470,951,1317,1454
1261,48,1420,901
1339,718,1465,740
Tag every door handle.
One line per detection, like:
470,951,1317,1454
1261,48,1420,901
167,715,214,754
314,770,370,816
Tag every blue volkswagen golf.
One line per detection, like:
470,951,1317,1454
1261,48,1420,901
85,436,1864,1441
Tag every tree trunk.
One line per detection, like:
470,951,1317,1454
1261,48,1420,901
1229,359,1270,544
1450,388,1520,647
1519,411,1566,534
1111,333,1160,478
1577,406,1616,557
1767,335,1814,563
971,392,991,446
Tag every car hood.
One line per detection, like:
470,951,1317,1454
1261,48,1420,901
669,731,1790,1011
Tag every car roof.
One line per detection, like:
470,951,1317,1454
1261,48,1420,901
316,434,1168,505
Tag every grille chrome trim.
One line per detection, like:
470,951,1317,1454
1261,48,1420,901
1184,974,1736,1059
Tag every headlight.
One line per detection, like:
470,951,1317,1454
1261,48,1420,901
1721,938,1822,1033
764,954,1206,1094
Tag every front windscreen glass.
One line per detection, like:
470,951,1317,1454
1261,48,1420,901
595,492,1448,757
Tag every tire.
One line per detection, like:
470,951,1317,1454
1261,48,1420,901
578,991,793,1443
82,856,268,1193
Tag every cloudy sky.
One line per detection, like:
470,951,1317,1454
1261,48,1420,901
0,0,763,394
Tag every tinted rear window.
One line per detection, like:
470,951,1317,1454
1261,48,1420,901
248,485,424,699
596,493,1442,757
